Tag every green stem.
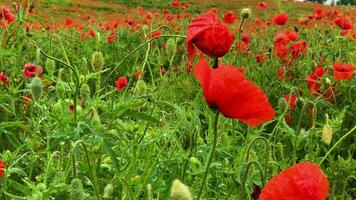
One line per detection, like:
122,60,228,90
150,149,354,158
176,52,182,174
319,125,356,166
197,111,219,200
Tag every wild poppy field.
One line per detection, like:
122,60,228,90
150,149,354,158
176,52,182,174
0,0,355,199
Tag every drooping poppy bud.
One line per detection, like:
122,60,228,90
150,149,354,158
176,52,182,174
30,77,43,101
170,179,193,200
80,83,91,102
70,178,84,200
322,124,332,145
260,162,329,200
166,38,177,55
186,11,235,58
103,183,114,199
193,58,275,126
91,110,101,131
91,51,104,71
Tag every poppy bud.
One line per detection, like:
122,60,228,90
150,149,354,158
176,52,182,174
45,58,55,75
325,77,332,85
30,77,42,101
91,51,104,71
56,81,66,99
80,83,91,102
91,111,102,131
322,124,332,145
135,80,147,95
70,178,84,200
103,183,114,199
189,156,201,166
170,179,193,200
166,38,176,55
241,8,251,19
176,37,184,46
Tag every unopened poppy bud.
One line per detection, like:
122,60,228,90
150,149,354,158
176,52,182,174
189,156,200,166
103,183,114,199
142,24,149,33
322,124,332,145
45,58,55,75
325,77,332,85
56,81,66,99
91,111,102,131
80,83,91,102
135,80,147,95
70,178,84,200
167,38,176,55
91,51,104,71
241,8,251,19
30,77,42,101
170,179,192,200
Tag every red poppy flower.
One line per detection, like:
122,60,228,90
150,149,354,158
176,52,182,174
187,11,235,58
23,64,43,78
65,18,74,26
89,29,96,38
314,7,323,19
0,160,5,178
80,32,87,39
334,16,353,30
1,6,15,24
149,31,161,39
284,94,297,110
115,76,128,92
285,30,298,41
224,10,238,24
171,0,181,8
107,33,117,43
256,54,267,64
134,70,142,79
257,2,268,9
0,72,9,85
241,32,251,45
272,13,288,25
289,40,307,59
333,61,355,80
193,58,275,126
260,162,329,200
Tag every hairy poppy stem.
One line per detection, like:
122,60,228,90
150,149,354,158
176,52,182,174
197,111,219,199
212,57,219,69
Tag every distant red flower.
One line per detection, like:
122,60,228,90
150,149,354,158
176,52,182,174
149,31,161,39
107,33,117,43
0,72,9,85
224,10,238,24
260,162,329,200
115,76,128,92
277,66,292,81
272,13,288,25
289,40,307,59
257,2,268,9
256,54,267,64
285,30,298,41
23,64,43,78
193,58,275,126
1,6,15,24
334,16,353,30
241,32,251,45
80,32,87,39
314,7,323,19
0,160,5,178
333,61,355,80
89,29,96,38
134,70,142,79
187,11,235,58
65,18,74,26
171,0,181,8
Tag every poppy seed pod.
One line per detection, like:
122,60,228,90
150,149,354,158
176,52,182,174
91,51,104,71
30,77,43,101
103,183,114,199
241,8,251,19
170,179,193,200
166,38,177,55
187,11,235,58
56,81,66,99
91,111,102,131
45,58,55,75
70,178,84,200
